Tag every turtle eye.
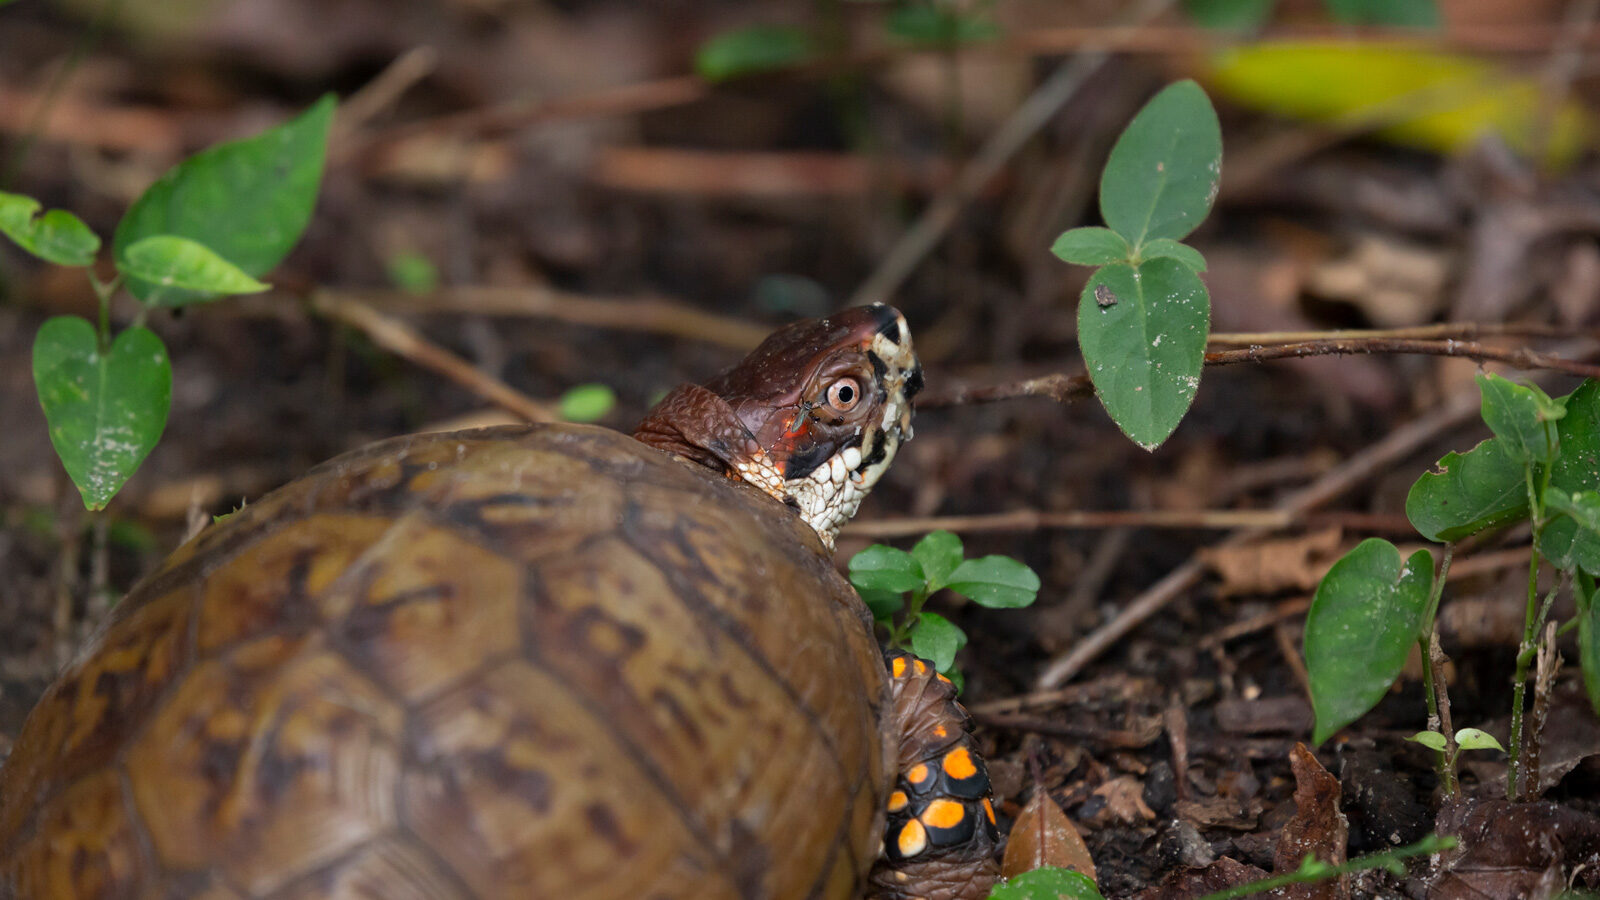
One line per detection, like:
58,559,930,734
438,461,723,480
825,377,862,413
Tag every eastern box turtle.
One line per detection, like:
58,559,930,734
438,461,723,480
0,305,1000,900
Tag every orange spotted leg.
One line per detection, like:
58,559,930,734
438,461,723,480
868,651,1000,900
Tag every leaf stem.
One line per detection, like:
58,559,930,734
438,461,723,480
1508,468,1546,800
1193,834,1458,900
1419,545,1457,796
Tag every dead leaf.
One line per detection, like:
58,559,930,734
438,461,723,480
1275,743,1349,900
1086,775,1157,826
1129,857,1270,900
1430,797,1600,900
1002,788,1097,883
1200,528,1343,597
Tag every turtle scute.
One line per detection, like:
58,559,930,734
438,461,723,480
0,424,893,900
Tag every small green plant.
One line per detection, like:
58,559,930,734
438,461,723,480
1052,80,1222,451
1307,374,1600,800
848,530,1040,683
987,834,1456,900
6,97,335,510
1185,0,1439,29
558,383,618,423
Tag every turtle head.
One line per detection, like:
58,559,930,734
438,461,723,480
635,304,922,547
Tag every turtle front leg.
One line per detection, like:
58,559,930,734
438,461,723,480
869,651,1001,900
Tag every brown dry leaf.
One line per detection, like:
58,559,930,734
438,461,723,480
1088,775,1157,827
1200,528,1343,598
1002,788,1097,882
1275,744,1349,900
1129,857,1270,900
1430,797,1600,900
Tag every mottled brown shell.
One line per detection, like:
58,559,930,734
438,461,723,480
0,424,893,900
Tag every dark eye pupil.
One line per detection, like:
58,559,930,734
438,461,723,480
837,385,854,403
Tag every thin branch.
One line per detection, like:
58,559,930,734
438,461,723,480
842,508,1413,539
1208,339,1600,380
310,291,556,423
921,336,1600,407
1035,387,1485,688
1208,322,1587,346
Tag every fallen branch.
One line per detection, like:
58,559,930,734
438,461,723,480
310,291,557,423
842,508,1412,539
921,336,1600,407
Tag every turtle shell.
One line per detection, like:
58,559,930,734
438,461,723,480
0,424,893,900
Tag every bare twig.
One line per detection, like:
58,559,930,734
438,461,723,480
842,508,1412,539
1526,620,1561,798
1208,339,1600,381
921,335,1600,407
261,286,769,351
310,291,556,423
849,0,1179,307
335,46,440,140
1207,322,1588,346
1034,387,1484,688
345,75,706,164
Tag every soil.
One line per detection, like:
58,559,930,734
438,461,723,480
2,1,1600,897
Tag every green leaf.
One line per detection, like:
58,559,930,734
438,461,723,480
1078,257,1210,451
988,868,1106,900
887,5,1001,44
33,318,172,510
1453,727,1504,752
860,588,905,621
1577,571,1600,716
1185,0,1276,29
0,191,100,266
1407,731,1448,751
1323,0,1440,27
118,236,270,294
1051,227,1131,266
909,611,967,674
849,544,924,594
558,383,617,423
913,530,964,591
114,95,334,307
1541,380,1600,575
385,251,438,293
1547,490,1600,535
947,555,1041,608
1100,80,1223,248
694,25,815,81
1140,238,1208,273
1305,538,1433,744
1477,373,1563,466
1406,438,1528,542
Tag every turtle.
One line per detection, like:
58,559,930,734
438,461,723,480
0,304,1001,900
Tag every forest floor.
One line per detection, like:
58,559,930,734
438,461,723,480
2,1,1599,897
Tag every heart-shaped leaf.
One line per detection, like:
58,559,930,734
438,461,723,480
1051,227,1131,266
1306,538,1433,744
119,236,270,294
0,191,100,266
948,555,1041,608
33,318,171,510
114,95,334,307
1099,80,1223,248
909,611,966,674
1478,373,1563,466
849,544,924,594
912,530,964,592
1078,257,1210,451
1406,438,1528,542
1407,731,1448,751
